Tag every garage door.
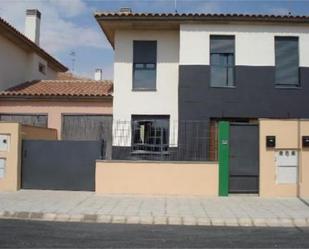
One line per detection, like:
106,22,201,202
62,115,112,159
0,114,47,127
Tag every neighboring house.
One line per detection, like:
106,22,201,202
0,79,113,157
0,10,113,153
95,10,309,161
0,9,67,90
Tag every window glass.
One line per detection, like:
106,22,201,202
210,66,227,87
133,41,157,90
133,67,156,90
210,36,235,87
132,116,169,153
275,37,299,86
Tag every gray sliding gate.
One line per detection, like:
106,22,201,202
229,123,259,193
21,140,103,191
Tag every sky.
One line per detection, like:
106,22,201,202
0,0,309,80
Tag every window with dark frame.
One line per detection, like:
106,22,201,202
133,41,157,90
275,37,299,87
38,63,46,75
210,35,235,87
131,116,169,154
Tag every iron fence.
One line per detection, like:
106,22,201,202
112,120,218,161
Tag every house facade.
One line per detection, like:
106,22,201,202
95,11,309,161
0,9,67,90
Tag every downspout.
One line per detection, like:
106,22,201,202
297,119,309,207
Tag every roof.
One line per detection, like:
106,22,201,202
95,11,309,48
0,80,113,98
0,17,67,72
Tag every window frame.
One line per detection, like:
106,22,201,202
132,41,157,91
38,62,46,75
274,36,300,88
209,35,235,88
131,115,170,154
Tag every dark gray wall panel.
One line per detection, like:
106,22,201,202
179,65,309,160
179,65,309,120
22,140,103,191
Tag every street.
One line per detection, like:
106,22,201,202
0,219,309,248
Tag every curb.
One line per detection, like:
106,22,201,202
0,211,309,227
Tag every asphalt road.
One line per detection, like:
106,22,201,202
0,219,309,248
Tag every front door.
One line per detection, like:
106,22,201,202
229,123,259,193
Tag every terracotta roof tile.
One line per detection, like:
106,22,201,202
95,11,309,20
0,80,113,98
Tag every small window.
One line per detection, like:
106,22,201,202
132,115,169,153
275,37,299,87
39,63,46,75
210,35,235,87
133,41,157,90
0,158,6,179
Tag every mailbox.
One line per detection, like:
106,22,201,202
266,136,276,148
303,136,309,147
0,135,10,152
275,150,298,184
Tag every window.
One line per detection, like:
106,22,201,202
39,63,46,75
132,115,169,153
275,37,299,87
0,158,6,179
210,35,235,87
133,41,157,90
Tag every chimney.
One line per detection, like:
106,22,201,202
94,69,103,81
25,9,41,45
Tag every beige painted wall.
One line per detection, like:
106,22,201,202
21,125,57,140
259,119,309,197
0,122,21,191
0,100,112,138
96,161,218,196
0,122,60,192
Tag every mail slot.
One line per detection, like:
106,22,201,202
0,135,10,152
303,136,309,147
266,136,276,148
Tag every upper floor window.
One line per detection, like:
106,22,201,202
210,35,235,87
133,41,157,90
38,63,46,75
275,37,299,87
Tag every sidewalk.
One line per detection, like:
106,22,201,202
1,190,309,227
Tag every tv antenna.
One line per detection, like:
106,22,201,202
70,50,76,72
174,0,178,13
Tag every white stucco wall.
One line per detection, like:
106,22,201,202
113,29,179,146
0,34,58,90
180,24,309,66
0,35,29,90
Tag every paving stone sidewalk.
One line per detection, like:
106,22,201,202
1,190,309,227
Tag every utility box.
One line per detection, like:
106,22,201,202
275,150,298,184
0,135,10,152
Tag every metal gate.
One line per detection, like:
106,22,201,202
229,123,259,193
62,115,112,159
21,140,103,191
